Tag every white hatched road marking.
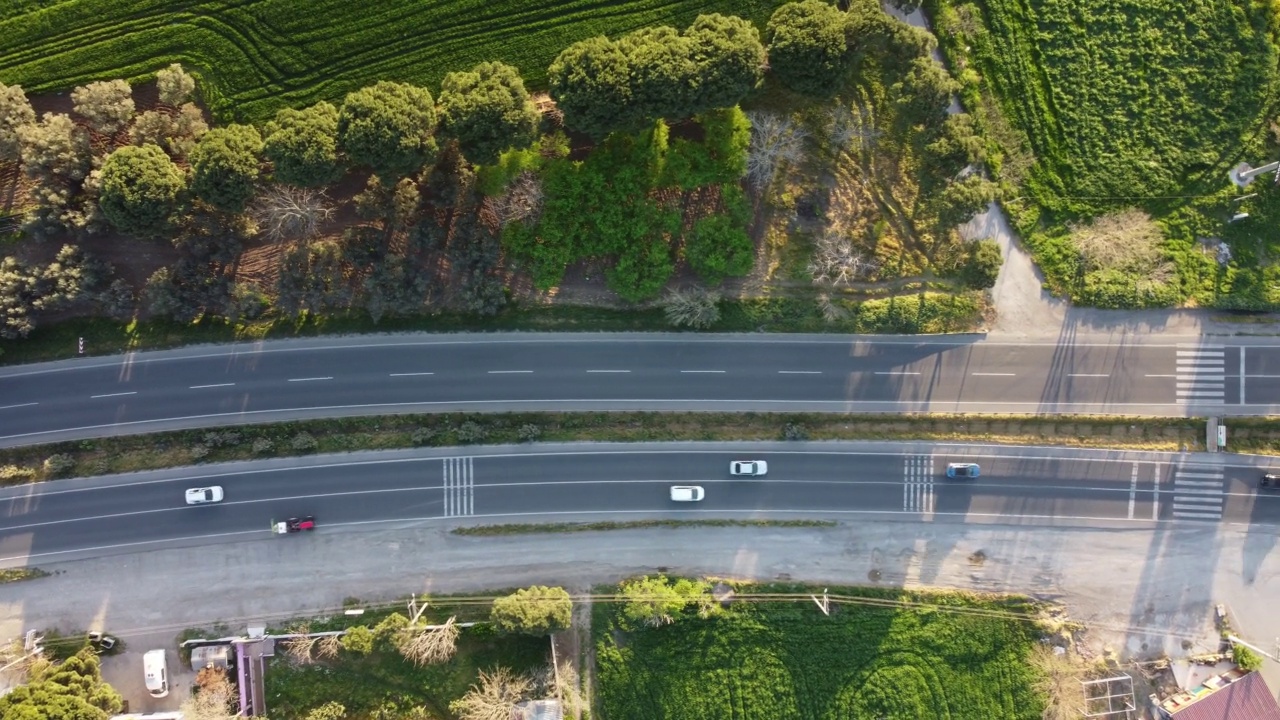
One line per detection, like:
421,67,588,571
903,455,934,515
1174,346,1226,403
443,456,475,517
1171,466,1224,520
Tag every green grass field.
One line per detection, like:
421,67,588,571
964,0,1280,211
0,0,786,122
596,585,1045,720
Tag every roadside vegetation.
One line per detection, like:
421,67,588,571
925,0,1280,309
0,0,999,359
0,411,1229,484
595,578,1046,719
453,519,837,536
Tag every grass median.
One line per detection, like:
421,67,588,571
1,410,1265,485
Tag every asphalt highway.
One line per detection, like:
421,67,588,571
1,443,1276,565
1,334,1279,447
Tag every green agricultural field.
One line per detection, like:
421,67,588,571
931,0,1280,308
596,585,1045,720
0,0,787,122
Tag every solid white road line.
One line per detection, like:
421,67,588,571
189,383,235,389
1241,348,1246,405
488,370,533,374
389,372,434,377
586,370,631,373
287,377,333,382
91,391,136,399
875,371,920,375
972,372,1016,377
1069,373,1109,378
681,370,725,373
778,371,822,375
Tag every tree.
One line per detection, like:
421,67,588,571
620,574,688,628
0,83,35,161
392,177,420,229
99,144,187,238
892,55,959,128
548,36,635,138
395,616,460,666
767,0,851,96
809,228,878,285
490,585,572,635
439,61,540,166
928,173,998,230
685,214,752,284
189,124,263,212
0,647,123,720
133,104,208,157
339,625,374,655
620,26,698,122
156,63,197,105
263,101,344,187
960,238,1002,290
280,624,318,664
0,256,38,339
250,185,333,242
338,81,437,177
179,668,236,720
71,79,135,134
685,14,767,112
18,113,91,181
449,667,531,720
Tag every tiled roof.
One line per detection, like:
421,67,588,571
1170,672,1280,720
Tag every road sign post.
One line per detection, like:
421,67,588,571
1218,425,1227,450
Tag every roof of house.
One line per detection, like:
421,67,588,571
1169,671,1280,720
514,699,563,720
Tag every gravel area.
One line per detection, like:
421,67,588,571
3,517,1280,709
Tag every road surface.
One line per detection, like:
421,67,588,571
2,334,1279,447
1,442,1276,565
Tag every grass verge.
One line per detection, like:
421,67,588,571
452,519,837,536
0,411,1238,485
0,567,48,583
0,293,985,367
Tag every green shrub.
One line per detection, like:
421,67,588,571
339,626,375,655
455,421,488,444
490,585,573,635
42,453,76,478
290,432,319,453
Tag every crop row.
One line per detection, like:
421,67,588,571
0,0,788,121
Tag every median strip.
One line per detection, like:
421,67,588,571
1,411,1263,485
452,519,838,536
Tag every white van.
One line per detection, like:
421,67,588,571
143,649,169,698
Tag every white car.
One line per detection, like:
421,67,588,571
730,460,768,476
670,485,705,502
185,486,224,505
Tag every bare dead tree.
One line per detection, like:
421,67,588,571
532,660,587,720
315,634,342,661
449,666,532,720
1069,208,1164,273
662,288,721,329
250,185,334,243
180,668,237,720
745,111,808,192
280,624,318,665
491,170,544,228
396,616,460,666
808,229,878,286
824,101,879,155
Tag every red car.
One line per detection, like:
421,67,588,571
272,516,316,534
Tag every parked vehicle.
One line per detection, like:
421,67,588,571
730,460,768,476
272,516,316,534
143,649,169,698
185,486,224,505
946,463,980,479
670,486,705,502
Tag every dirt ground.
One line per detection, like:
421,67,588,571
3,517,1280,713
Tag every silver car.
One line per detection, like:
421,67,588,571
670,486,705,502
730,460,768,476
185,486,224,505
